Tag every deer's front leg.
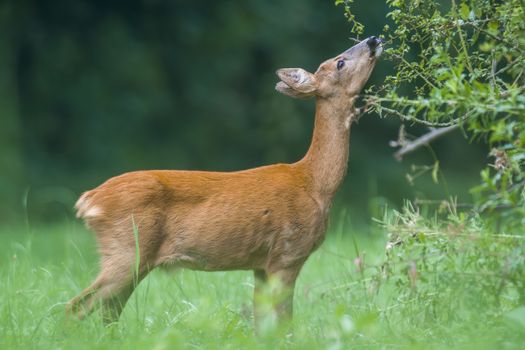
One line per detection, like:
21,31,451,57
268,267,300,323
253,264,302,335
253,269,268,333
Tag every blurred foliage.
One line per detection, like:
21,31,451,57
380,201,525,307
342,0,525,232
0,0,487,224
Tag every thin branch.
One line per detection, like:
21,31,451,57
494,56,522,76
393,125,459,161
451,0,474,73
388,53,438,90
375,105,462,127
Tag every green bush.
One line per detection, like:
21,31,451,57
339,0,525,232
337,0,525,341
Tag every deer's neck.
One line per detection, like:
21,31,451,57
299,97,356,203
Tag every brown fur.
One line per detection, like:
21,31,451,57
67,37,382,327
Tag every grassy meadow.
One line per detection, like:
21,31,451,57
1,213,525,350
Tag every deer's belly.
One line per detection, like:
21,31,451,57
158,210,278,270
156,190,326,271
158,216,327,272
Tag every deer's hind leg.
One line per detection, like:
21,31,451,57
67,232,160,323
66,253,146,324
68,210,166,323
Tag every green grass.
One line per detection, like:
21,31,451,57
1,218,524,350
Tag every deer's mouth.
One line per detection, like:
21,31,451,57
343,36,383,61
366,36,383,58
372,44,383,58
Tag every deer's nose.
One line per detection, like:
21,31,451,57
366,36,382,49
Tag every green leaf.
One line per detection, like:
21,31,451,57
459,3,470,21
488,21,499,34
479,42,493,52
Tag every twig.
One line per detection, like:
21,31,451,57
374,105,461,127
451,0,474,73
393,125,459,161
389,53,438,90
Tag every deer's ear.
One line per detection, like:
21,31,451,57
275,68,317,99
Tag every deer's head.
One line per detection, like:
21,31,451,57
276,37,382,100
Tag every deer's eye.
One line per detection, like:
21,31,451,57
337,60,345,70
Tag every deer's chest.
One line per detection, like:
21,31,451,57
268,209,329,268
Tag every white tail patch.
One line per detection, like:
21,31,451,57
83,205,103,218
75,192,102,218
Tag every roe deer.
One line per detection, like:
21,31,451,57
67,37,383,328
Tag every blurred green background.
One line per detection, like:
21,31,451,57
0,0,486,225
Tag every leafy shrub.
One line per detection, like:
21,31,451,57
335,0,525,341
339,0,525,232
378,201,525,308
